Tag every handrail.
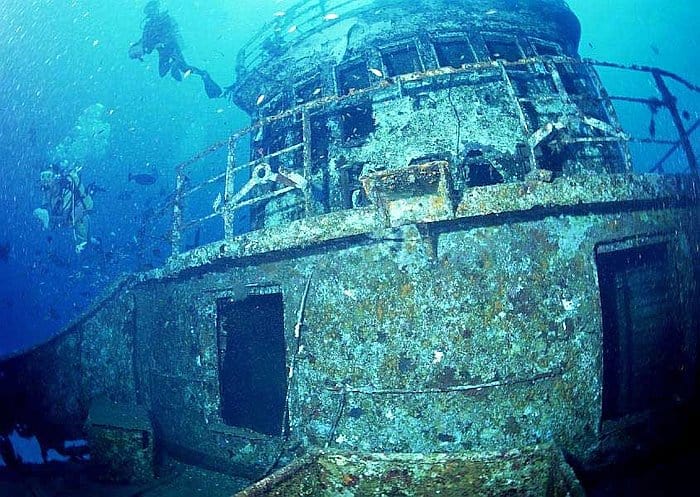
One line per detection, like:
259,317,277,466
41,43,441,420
587,59,699,174
167,56,699,259
586,59,700,93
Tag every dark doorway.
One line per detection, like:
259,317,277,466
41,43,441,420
596,243,684,420
217,293,287,436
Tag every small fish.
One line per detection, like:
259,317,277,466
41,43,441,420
323,13,340,21
183,69,192,78
288,25,298,33
485,9,497,15
256,94,266,105
312,87,322,96
128,172,157,185
369,67,384,77
273,11,286,17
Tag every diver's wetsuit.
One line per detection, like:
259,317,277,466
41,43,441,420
38,169,93,251
141,12,189,80
134,11,222,98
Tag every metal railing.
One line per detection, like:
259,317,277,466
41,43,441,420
167,56,699,259
589,60,700,174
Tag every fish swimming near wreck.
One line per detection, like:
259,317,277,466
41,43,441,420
128,172,158,186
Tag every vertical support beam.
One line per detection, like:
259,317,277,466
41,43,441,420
171,167,185,258
653,71,698,174
223,136,237,242
301,110,313,216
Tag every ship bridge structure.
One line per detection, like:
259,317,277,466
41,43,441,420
1,0,699,493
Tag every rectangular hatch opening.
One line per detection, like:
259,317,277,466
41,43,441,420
217,293,287,436
596,242,684,421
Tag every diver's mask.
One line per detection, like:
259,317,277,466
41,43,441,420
40,170,56,189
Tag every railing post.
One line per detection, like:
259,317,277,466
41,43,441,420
223,136,237,242
653,71,698,174
301,109,313,216
171,167,185,258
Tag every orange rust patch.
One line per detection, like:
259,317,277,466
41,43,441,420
341,473,360,487
400,282,414,297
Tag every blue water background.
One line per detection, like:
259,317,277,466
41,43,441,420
0,0,698,357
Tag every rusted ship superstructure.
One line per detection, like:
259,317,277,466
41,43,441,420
1,0,699,494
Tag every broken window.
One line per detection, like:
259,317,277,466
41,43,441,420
310,114,330,172
485,38,523,62
508,70,557,97
217,293,287,436
596,242,684,420
254,92,300,157
260,91,292,117
259,117,302,157
336,60,370,95
340,101,375,143
434,38,476,68
382,43,423,76
556,63,591,96
467,160,504,186
534,131,568,175
533,42,561,57
294,75,323,105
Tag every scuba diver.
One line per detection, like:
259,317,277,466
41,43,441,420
33,162,95,254
128,0,223,99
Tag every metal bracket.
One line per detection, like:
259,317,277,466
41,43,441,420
229,162,308,209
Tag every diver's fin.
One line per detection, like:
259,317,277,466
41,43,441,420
201,71,223,99
171,65,183,81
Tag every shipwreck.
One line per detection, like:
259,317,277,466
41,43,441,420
2,0,699,494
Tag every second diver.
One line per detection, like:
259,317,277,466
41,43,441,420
128,0,223,99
